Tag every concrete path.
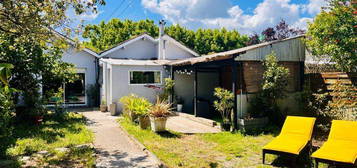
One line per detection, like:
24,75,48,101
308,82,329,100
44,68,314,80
167,115,221,133
82,111,160,168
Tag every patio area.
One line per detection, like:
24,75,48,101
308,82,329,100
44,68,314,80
166,113,221,133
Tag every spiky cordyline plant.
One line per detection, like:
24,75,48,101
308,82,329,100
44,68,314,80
149,97,173,118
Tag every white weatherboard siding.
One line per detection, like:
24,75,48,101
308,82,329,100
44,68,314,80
105,39,158,60
109,65,169,112
164,40,196,60
61,47,97,106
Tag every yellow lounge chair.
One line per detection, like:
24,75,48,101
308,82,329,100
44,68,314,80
312,120,357,168
262,116,316,165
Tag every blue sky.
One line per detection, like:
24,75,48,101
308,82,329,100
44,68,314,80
76,0,327,35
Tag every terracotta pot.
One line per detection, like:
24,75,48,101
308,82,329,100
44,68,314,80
150,116,168,132
139,116,150,129
34,116,44,125
100,105,107,112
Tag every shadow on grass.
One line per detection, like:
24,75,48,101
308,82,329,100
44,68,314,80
13,112,86,144
241,124,280,137
156,131,181,138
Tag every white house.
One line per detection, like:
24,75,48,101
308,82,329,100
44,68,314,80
99,20,199,112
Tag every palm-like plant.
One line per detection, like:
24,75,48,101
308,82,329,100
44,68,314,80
149,97,172,118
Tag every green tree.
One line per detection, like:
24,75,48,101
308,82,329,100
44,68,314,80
261,52,290,123
0,63,15,157
0,0,104,116
306,0,357,72
83,19,159,52
82,19,249,55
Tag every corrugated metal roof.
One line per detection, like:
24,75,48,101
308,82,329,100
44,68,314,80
169,35,305,66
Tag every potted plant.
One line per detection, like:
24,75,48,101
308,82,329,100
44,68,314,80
149,98,172,132
213,87,234,131
100,99,107,112
133,97,152,129
176,96,184,112
238,94,269,131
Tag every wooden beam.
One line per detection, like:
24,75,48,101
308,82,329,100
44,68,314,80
170,66,175,104
194,66,198,117
232,60,238,130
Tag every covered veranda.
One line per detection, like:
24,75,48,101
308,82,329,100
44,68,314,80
168,52,246,130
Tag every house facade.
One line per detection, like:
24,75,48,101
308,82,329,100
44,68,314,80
58,21,306,130
59,21,198,111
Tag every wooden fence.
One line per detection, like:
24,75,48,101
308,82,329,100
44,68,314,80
305,72,357,92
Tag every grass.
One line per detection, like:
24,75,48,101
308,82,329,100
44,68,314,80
119,117,283,168
5,112,95,168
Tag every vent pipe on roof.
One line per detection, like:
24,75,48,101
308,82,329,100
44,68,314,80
158,20,166,60
159,20,166,37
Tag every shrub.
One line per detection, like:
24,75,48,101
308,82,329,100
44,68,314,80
119,94,152,121
159,78,175,102
149,98,172,118
213,87,234,124
310,81,357,133
261,52,289,124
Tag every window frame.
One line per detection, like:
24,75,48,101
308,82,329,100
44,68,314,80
128,70,163,85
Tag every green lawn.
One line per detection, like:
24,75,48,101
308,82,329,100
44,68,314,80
5,112,95,168
119,118,288,168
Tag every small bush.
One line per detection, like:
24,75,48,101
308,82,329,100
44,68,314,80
310,81,357,134
260,52,290,124
119,94,152,120
213,87,234,124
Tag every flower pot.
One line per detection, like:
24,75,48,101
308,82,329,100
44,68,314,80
100,105,107,112
139,116,150,129
109,103,117,116
177,104,183,112
238,117,269,131
221,122,231,131
34,116,44,125
150,116,167,132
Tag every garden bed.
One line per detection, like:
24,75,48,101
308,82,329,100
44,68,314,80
3,112,95,168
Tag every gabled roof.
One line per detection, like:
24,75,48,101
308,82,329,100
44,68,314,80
100,33,156,57
51,30,100,57
99,33,200,58
161,35,199,57
169,35,305,66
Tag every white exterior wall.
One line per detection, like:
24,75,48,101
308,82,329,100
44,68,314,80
109,65,169,112
105,40,158,60
61,47,97,106
164,41,195,60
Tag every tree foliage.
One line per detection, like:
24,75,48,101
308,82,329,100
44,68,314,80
0,0,104,116
83,19,159,52
0,63,15,157
83,19,249,55
306,0,357,72
261,52,290,124
247,19,305,45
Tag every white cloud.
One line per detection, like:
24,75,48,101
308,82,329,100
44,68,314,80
78,11,102,20
142,0,324,34
302,0,327,15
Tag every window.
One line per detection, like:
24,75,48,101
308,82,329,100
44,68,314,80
129,71,161,84
43,73,86,105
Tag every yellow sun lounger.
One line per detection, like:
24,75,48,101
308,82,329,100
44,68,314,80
312,120,357,168
262,116,316,165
